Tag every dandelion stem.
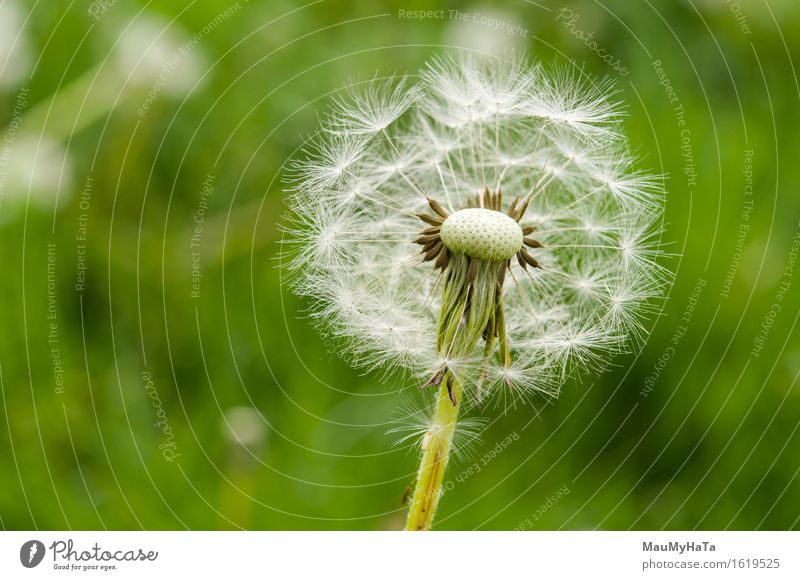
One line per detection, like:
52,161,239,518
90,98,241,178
405,371,462,531
496,292,511,369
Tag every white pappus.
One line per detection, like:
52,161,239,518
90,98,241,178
286,54,667,405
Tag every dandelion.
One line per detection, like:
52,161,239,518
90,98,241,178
285,54,668,530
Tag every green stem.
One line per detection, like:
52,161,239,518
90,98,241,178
405,257,501,530
496,290,511,368
405,372,462,531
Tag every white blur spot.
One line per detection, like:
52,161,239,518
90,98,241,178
112,14,205,96
3,135,72,210
0,0,33,88
222,406,267,448
444,6,528,58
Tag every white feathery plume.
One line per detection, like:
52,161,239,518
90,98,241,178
388,399,489,461
285,51,670,406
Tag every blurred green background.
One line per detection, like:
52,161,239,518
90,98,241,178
0,0,798,530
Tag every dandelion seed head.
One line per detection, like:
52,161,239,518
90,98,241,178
286,54,669,409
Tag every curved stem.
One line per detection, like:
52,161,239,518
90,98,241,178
405,372,462,531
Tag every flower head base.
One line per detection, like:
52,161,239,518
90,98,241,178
440,208,522,262
286,54,668,407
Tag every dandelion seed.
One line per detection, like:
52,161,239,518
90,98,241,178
285,54,669,531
